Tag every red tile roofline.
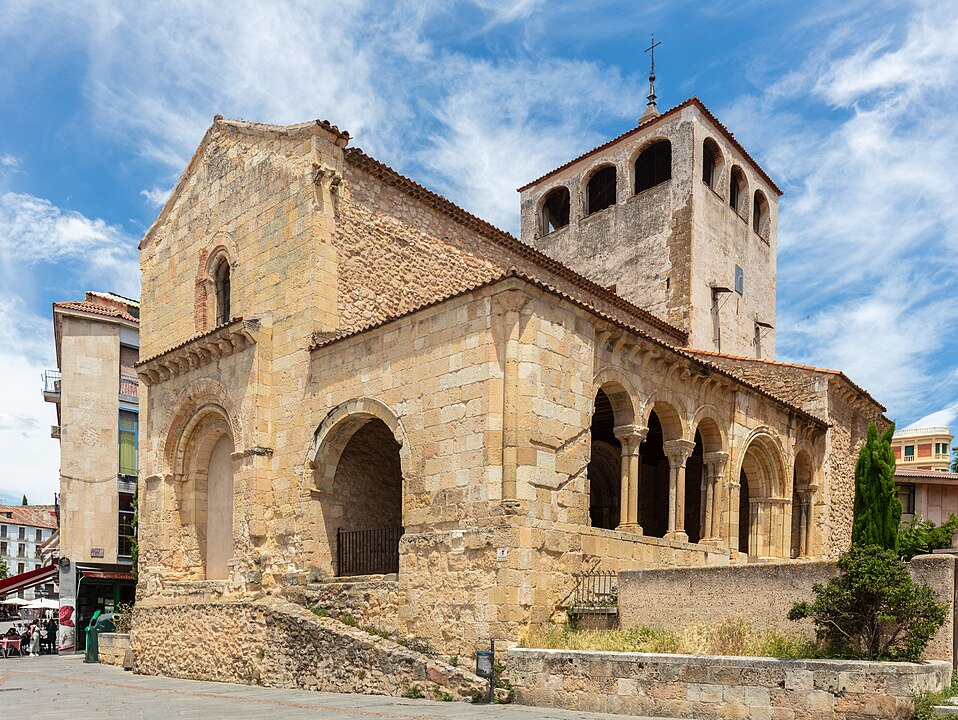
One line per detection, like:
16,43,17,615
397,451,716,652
53,300,140,325
683,348,886,414
344,147,687,344
311,270,828,430
0,505,58,530
135,316,246,367
894,468,958,481
516,97,783,196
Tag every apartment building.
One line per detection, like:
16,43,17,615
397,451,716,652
0,505,57,599
45,291,139,650
894,425,958,525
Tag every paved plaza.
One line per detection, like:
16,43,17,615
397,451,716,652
1,654,678,720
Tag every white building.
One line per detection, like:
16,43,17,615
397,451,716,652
0,505,58,599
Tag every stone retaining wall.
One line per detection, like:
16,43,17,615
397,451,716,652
618,553,957,664
509,648,951,719
131,598,486,700
300,575,401,633
98,633,131,667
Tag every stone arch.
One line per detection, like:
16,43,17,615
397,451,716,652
688,408,728,543
592,368,640,426
539,185,571,235
752,189,770,240
633,138,672,194
308,398,409,577
729,165,748,218
194,231,239,333
585,163,617,215
690,407,727,454
170,402,236,581
791,448,816,558
702,137,724,192
640,393,687,441
160,378,243,476
736,428,789,558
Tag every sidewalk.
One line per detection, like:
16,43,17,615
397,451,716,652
2,654,680,720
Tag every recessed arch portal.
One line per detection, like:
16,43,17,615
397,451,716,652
737,431,788,559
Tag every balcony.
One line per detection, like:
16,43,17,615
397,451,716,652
119,373,139,402
50,425,61,439
41,370,61,403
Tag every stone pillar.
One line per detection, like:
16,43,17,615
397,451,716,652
614,425,648,533
701,451,729,545
797,487,816,558
663,439,696,543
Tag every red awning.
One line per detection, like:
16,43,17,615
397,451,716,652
81,570,134,581
0,563,57,596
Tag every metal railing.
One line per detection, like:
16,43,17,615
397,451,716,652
572,570,618,610
336,526,402,577
119,373,139,399
42,369,61,396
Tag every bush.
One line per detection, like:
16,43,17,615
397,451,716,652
899,514,958,560
788,545,948,661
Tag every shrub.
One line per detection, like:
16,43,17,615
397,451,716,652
401,685,424,699
788,545,948,661
112,603,134,634
339,613,357,627
899,514,958,560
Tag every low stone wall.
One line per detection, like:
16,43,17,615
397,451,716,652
131,598,487,699
509,648,951,719
301,575,401,633
98,633,131,667
618,553,957,664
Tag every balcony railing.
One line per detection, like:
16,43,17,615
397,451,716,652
50,425,60,439
119,373,139,400
571,570,618,611
42,369,61,401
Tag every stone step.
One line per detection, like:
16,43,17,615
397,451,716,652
933,705,958,716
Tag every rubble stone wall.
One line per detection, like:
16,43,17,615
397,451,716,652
509,648,951,719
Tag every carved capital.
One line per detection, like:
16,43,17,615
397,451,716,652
663,439,696,468
614,424,648,453
703,451,730,478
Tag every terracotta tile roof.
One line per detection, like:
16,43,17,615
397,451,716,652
344,147,687,344
517,97,783,196
53,300,139,324
895,468,958,481
683,348,886,414
0,505,57,530
135,317,245,366
310,270,828,429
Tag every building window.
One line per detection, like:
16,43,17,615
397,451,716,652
729,166,747,217
18,527,24,540
215,257,231,325
35,528,41,543
634,140,672,193
17,563,23,575
702,138,722,191
118,492,135,559
18,543,25,558
752,190,769,240
735,265,745,295
540,187,570,234
896,484,916,514
0,525,5,538
586,166,617,215
119,410,138,477
904,445,915,459
0,541,6,556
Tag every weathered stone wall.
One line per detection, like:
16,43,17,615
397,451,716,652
131,598,488,699
98,632,130,667
508,648,950,719
302,576,401,633
618,554,957,664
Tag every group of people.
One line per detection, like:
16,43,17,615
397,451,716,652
3,617,57,656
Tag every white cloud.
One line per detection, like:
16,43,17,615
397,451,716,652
729,0,958,425
905,402,958,431
0,154,18,169
140,186,171,208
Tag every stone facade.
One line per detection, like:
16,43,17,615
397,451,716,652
134,101,887,665
508,648,951,719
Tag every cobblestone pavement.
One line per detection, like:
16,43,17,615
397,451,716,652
2,654,679,720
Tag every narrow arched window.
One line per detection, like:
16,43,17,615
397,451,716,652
635,140,672,193
541,187,570,234
586,166,617,215
729,166,747,217
752,190,769,239
214,257,231,325
702,138,721,190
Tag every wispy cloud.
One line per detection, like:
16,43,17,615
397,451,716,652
140,186,171,208
725,0,958,424
0,154,18,169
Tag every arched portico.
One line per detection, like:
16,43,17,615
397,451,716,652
735,430,789,559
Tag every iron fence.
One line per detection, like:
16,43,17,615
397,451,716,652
572,570,618,610
42,369,61,395
336,526,403,577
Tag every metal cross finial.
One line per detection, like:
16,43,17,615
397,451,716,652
639,34,662,123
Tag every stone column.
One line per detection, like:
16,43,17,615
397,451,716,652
701,451,729,544
614,425,648,533
797,487,816,558
663,439,696,543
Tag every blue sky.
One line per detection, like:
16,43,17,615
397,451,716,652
1,0,956,505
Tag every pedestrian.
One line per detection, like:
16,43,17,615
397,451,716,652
45,617,58,654
29,623,40,656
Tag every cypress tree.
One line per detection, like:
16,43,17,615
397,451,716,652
851,422,901,550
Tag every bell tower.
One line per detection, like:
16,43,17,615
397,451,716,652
518,97,781,359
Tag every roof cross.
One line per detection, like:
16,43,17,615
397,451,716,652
640,33,662,123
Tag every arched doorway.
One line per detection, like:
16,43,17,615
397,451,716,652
791,450,814,558
311,401,406,577
639,412,669,537
738,434,788,559
206,435,235,580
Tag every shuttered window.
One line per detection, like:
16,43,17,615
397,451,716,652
119,410,138,476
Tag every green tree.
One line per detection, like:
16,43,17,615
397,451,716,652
899,514,958,560
851,422,901,550
0,559,8,580
20,495,27,506
789,545,948,661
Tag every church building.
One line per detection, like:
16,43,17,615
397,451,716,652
132,92,885,658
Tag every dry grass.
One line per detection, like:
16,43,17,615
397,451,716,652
520,618,816,659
